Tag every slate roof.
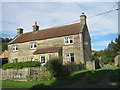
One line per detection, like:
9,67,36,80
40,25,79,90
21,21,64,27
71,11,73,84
10,22,82,44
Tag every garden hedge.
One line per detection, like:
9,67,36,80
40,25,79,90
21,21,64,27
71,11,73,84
2,61,41,70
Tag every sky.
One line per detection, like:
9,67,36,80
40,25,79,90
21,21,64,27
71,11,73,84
0,0,119,51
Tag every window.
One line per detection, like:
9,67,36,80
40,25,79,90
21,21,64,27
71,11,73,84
12,45,18,51
30,57,34,61
30,42,37,49
66,53,74,62
40,56,45,63
64,36,73,45
48,54,51,60
13,58,18,63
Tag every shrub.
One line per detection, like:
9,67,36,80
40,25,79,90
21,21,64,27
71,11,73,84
45,58,63,77
2,61,41,70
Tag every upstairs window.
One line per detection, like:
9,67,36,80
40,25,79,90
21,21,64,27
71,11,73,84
64,36,74,45
66,53,74,62
30,42,37,49
12,45,18,51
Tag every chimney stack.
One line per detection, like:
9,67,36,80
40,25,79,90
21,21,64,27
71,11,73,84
17,28,23,36
80,12,87,25
32,22,39,32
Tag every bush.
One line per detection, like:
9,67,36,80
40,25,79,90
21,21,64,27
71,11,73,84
2,61,41,70
45,58,63,77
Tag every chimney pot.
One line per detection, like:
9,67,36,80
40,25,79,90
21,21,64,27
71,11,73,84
33,22,39,32
17,28,23,36
80,12,87,25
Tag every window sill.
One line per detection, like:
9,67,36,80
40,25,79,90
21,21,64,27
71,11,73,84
64,43,74,46
30,48,37,50
13,50,18,52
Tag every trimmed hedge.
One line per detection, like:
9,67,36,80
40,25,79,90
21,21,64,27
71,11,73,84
2,61,41,70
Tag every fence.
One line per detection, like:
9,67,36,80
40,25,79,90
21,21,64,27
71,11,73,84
1,67,51,81
1,64,83,81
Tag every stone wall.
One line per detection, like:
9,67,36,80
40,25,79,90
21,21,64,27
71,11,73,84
8,34,85,65
1,67,52,81
86,60,95,70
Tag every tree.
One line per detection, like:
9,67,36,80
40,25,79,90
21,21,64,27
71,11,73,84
95,35,120,65
108,35,120,52
4,38,10,42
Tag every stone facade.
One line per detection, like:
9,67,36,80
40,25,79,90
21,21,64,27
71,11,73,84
8,13,93,69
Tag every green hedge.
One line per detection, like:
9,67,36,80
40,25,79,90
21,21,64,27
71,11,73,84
2,61,41,70
45,58,63,77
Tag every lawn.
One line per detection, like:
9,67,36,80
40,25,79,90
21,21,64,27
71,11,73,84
2,67,120,88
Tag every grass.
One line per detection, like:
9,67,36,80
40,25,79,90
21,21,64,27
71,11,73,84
2,67,120,88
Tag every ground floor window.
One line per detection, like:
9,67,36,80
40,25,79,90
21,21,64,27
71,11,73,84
48,54,52,60
13,58,18,63
66,53,74,62
40,55,46,63
30,57,34,61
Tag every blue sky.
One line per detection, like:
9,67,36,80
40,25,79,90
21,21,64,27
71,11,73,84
0,1,119,51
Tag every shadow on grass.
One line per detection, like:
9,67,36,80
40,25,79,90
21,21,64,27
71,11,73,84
30,69,120,89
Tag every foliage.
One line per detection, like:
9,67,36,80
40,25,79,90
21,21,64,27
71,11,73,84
2,61,41,70
45,58,63,77
92,55,100,69
0,37,13,54
108,35,120,52
92,35,120,65
97,49,117,64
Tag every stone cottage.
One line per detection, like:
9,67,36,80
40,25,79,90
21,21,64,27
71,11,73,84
8,13,94,69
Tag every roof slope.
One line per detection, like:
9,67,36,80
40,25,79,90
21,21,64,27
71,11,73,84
10,22,82,44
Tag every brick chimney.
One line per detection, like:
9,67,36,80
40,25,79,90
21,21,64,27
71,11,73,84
32,22,39,32
80,12,87,25
17,28,23,36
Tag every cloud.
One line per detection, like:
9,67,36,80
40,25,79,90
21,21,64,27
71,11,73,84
92,40,111,46
1,2,118,50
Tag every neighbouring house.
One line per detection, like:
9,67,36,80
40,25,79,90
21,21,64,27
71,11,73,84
8,13,95,69
0,50,8,59
114,52,120,67
0,50,8,66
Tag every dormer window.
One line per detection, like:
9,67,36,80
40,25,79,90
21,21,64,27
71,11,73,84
64,36,74,45
12,45,18,51
30,42,37,49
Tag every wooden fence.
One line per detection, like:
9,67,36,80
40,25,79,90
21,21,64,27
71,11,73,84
1,64,83,81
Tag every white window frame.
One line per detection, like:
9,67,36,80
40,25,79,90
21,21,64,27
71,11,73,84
12,45,18,51
30,42,37,49
48,54,52,61
66,53,74,63
30,57,35,61
40,55,46,63
64,36,74,45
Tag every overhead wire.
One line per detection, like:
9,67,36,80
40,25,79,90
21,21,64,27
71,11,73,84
49,2,119,28
88,3,118,29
